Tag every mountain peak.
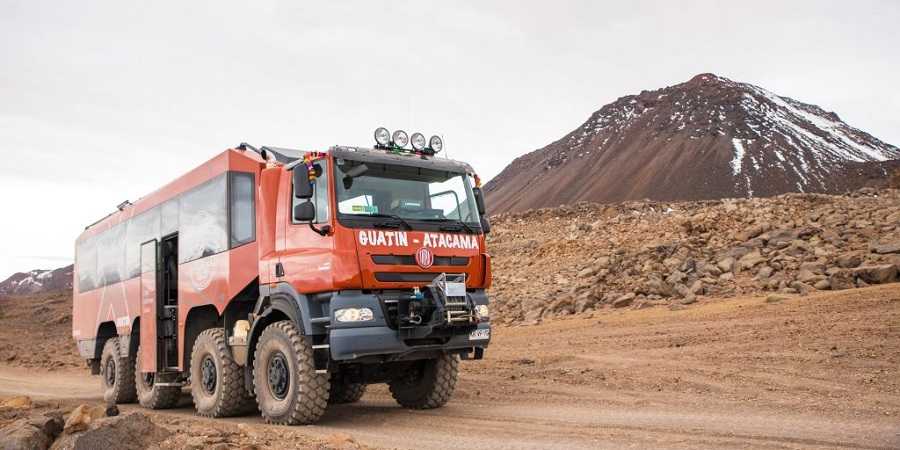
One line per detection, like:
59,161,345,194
687,72,732,85
485,76,900,214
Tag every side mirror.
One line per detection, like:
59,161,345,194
293,169,313,199
293,201,316,222
473,187,487,215
480,216,491,235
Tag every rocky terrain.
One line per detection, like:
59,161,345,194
0,397,372,449
485,73,900,214
487,188,900,323
2,285,899,449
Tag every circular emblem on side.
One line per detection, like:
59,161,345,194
415,247,434,269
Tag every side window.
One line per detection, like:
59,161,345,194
76,236,97,292
179,175,228,263
428,176,475,222
293,159,330,224
230,172,255,247
96,224,126,287
160,199,179,236
125,208,160,279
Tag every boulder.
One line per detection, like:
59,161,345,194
738,251,767,271
612,293,635,308
689,279,704,295
0,414,63,450
0,396,32,409
716,257,734,273
52,413,166,450
828,270,856,291
852,265,898,285
835,253,862,269
63,404,108,434
870,241,900,254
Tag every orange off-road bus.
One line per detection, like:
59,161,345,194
73,129,492,424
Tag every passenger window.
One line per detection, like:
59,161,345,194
179,175,228,263
76,236,98,292
125,208,160,279
230,172,255,247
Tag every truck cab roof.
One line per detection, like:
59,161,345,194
260,145,475,175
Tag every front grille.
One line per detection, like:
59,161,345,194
372,255,469,266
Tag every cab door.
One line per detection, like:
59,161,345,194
139,239,158,372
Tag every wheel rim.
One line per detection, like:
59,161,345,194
200,355,217,394
105,359,116,387
267,352,290,400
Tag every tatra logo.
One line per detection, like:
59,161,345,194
357,230,478,250
415,247,434,269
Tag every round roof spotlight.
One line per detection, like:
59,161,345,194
410,132,427,151
392,130,409,148
429,135,443,153
374,127,391,147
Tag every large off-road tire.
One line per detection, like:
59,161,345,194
135,345,181,409
100,337,137,404
328,377,366,404
389,353,458,409
252,320,329,425
190,328,256,417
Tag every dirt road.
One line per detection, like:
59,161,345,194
2,286,900,449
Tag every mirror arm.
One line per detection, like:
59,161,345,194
309,222,331,236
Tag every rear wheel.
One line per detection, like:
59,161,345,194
252,320,329,425
190,328,256,417
135,345,180,409
389,353,458,409
329,378,366,404
100,337,136,404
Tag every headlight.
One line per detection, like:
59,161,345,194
410,132,426,151
392,130,409,148
475,304,489,320
374,127,391,147
334,307,374,323
429,135,443,153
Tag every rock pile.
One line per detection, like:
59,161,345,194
487,188,900,323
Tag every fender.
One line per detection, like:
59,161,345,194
242,282,331,389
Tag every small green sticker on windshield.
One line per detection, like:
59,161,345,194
352,205,379,214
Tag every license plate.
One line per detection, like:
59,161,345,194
469,328,490,341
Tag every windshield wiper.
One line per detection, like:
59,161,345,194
364,213,413,230
421,218,476,234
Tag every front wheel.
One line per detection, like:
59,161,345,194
252,321,329,425
190,328,256,417
389,353,458,409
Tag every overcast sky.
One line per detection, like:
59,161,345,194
1,0,899,280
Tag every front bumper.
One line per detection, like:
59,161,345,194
327,289,491,361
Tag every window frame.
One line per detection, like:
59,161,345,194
228,171,257,249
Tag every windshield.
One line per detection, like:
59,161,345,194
334,158,480,224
